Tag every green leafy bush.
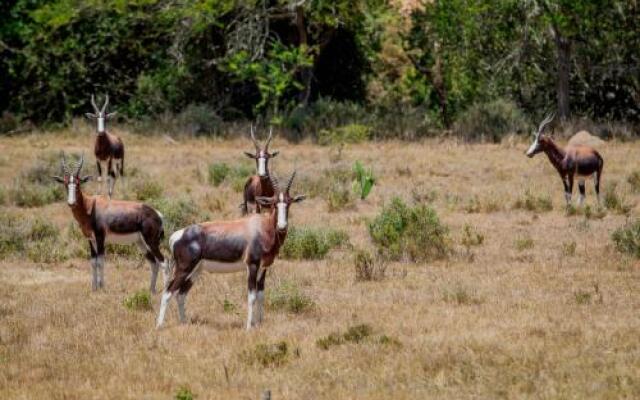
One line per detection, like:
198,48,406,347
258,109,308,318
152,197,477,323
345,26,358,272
368,198,449,261
454,99,530,142
281,227,349,260
207,162,252,192
352,160,375,200
243,341,290,367
148,196,202,235
133,180,164,201
353,249,387,281
612,220,640,258
603,182,632,215
174,386,195,400
318,123,372,145
267,281,314,314
123,290,152,311
513,190,553,212
208,163,231,187
316,323,373,350
10,181,64,208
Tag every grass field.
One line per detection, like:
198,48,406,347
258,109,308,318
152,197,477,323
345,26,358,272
1,127,639,399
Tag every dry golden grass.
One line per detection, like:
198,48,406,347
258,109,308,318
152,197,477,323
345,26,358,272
1,127,640,399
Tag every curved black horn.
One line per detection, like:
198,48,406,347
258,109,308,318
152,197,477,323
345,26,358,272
101,94,109,113
250,124,260,152
75,153,84,175
61,152,68,174
90,94,99,113
265,127,273,151
285,170,296,193
536,112,555,138
269,173,280,192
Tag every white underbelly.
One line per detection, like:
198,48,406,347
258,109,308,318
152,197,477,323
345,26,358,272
200,260,245,274
106,233,140,245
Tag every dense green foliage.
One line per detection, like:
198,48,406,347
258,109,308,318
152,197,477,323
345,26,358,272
1,0,638,136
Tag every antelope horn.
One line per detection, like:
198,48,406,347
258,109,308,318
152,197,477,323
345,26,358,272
61,152,68,174
250,124,259,152
75,153,84,175
90,95,99,113
536,112,555,138
101,94,109,113
285,170,296,193
265,127,273,151
269,173,280,192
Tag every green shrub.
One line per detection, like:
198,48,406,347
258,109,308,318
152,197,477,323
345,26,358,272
148,196,202,235
627,170,640,193
611,220,640,258
281,227,349,260
603,182,632,215
267,281,314,314
316,323,373,350
513,190,553,212
368,197,449,262
133,180,164,201
574,291,592,305
208,163,231,187
353,249,387,282
243,341,290,367
326,181,355,212
176,103,222,136
460,224,484,248
222,298,237,314
454,99,530,142
174,386,195,400
123,290,152,311
0,215,66,262
0,214,27,258
352,160,375,200
318,123,372,146
10,181,64,207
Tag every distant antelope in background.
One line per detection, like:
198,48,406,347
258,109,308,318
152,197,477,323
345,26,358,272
241,125,280,215
85,94,124,198
526,113,604,206
157,172,305,330
52,153,168,293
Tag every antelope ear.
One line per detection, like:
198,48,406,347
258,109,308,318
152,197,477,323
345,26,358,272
51,176,65,183
244,152,256,159
80,175,93,183
270,151,280,158
255,196,275,206
292,195,306,203
107,111,117,119
85,113,96,119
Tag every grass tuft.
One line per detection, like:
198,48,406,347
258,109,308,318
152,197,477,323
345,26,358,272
353,249,387,282
268,281,314,314
281,227,349,260
611,220,640,258
243,341,290,367
123,290,152,311
513,189,553,212
174,385,195,400
316,323,374,350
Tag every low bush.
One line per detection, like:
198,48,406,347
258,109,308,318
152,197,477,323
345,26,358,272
243,341,290,367
267,281,314,314
353,249,387,282
148,196,203,235
316,323,373,350
208,163,231,187
611,220,640,258
10,181,64,207
442,285,483,305
352,160,375,200
603,182,632,215
454,99,530,142
512,190,553,212
627,170,640,193
368,197,449,262
318,123,372,146
207,162,253,192
514,236,534,251
174,386,195,400
326,181,355,212
133,179,164,201
0,215,65,262
281,227,349,260
123,290,152,311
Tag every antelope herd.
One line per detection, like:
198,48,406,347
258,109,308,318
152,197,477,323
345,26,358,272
48,95,605,331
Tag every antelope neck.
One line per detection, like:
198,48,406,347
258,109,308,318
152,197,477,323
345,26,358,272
262,207,287,254
69,189,94,236
542,138,567,174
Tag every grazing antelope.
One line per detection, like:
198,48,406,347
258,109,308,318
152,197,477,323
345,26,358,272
85,94,124,198
526,113,604,206
52,153,168,293
156,172,305,330
241,126,279,215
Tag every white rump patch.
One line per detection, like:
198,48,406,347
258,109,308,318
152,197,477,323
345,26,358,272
169,229,185,254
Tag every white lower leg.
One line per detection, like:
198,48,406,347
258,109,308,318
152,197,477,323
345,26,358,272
177,293,187,323
246,290,257,330
107,176,114,198
160,261,171,288
149,262,159,294
156,291,173,328
565,192,572,205
97,256,105,289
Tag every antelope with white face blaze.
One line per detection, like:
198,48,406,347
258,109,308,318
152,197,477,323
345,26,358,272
526,113,604,206
156,172,305,330
85,94,124,198
241,125,279,215
52,153,168,293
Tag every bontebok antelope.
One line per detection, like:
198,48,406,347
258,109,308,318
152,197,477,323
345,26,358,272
241,126,279,215
52,153,168,293
526,113,604,206
85,94,124,198
157,172,305,330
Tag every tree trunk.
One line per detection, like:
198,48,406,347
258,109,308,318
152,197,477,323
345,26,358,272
295,6,312,106
555,33,571,120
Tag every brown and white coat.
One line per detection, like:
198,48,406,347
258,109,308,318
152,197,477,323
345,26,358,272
53,154,167,292
85,94,125,198
157,173,305,330
527,113,604,206
241,126,279,215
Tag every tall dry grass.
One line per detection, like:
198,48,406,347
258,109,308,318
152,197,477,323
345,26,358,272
0,128,639,399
